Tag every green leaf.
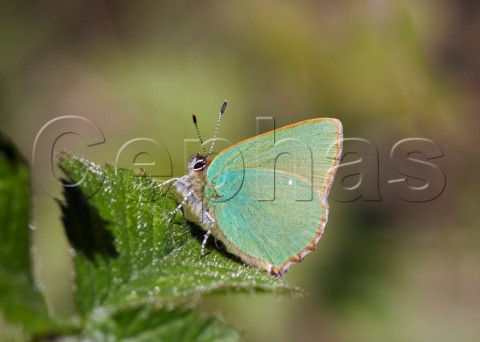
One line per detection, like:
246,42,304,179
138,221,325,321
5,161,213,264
58,153,299,315
0,132,52,334
68,306,240,342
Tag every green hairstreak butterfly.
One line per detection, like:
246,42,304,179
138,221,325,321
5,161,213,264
161,101,343,276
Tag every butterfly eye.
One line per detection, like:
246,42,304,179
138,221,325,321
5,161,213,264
193,159,206,171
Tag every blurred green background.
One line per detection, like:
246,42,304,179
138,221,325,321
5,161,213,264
1,0,479,341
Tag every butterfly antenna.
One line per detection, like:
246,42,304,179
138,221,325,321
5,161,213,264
208,99,228,158
191,113,207,155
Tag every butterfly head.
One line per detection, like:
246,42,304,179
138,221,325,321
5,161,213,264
188,154,208,175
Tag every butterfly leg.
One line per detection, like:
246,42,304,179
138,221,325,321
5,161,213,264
155,177,180,193
201,227,211,258
200,211,216,257
167,189,193,223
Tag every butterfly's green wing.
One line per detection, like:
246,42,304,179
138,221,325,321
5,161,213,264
206,169,327,272
207,119,342,200
205,119,342,274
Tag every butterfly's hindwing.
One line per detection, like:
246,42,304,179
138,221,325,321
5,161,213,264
206,169,326,269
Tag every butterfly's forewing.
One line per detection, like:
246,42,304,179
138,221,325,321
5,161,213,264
207,119,342,198
205,119,342,274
